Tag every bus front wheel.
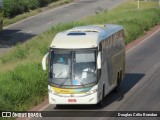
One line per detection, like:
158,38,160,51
98,86,105,107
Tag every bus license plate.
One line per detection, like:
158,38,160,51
68,99,76,102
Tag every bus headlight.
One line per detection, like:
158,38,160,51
48,89,54,94
86,89,97,95
48,87,58,95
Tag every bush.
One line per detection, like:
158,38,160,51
3,0,59,17
39,0,51,6
21,0,40,10
3,0,17,17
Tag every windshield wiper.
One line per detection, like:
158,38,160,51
73,74,85,87
77,79,85,87
59,78,68,87
57,72,62,78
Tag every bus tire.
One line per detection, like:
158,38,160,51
56,105,63,108
114,72,121,93
98,85,105,107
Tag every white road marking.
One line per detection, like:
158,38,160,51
47,22,52,25
80,9,85,11
65,14,69,17
27,31,32,33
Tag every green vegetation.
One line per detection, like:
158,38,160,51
0,1,160,111
3,0,73,26
0,63,47,111
3,0,62,17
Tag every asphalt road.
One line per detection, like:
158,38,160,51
0,0,125,56
1,0,159,119
30,28,160,120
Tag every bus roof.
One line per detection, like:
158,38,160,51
50,24,123,49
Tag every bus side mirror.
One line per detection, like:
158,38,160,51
97,52,101,69
42,52,49,70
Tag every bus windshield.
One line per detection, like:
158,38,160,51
50,49,97,88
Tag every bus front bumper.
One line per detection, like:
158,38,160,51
48,92,99,105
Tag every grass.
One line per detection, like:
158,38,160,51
0,63,47,112
0,0,160,111
4,0,73,27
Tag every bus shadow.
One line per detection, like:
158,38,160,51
54,73,145,110
102,73,145,108
0,29,35,47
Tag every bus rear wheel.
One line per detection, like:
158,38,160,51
114,72,122,93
